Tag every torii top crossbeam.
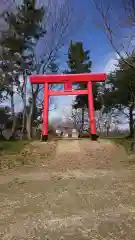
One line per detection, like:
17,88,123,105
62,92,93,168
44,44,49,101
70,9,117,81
30,73,107,141
30,73,106,84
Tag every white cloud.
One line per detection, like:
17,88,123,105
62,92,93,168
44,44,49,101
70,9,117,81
2,75,31,113
49,95,75,120
3,93,23,113
131,39,135,47
104,51,127,73
105,56,118,73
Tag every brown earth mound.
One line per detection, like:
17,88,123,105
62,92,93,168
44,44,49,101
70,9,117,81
19,139,127,171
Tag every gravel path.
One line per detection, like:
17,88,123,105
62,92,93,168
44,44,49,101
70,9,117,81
56,140,80,154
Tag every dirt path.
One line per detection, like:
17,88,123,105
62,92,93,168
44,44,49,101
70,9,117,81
56,140,80,154
0,139,135,239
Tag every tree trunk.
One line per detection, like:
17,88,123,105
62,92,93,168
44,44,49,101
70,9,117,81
129,105,134,137
81,107,85,134
21,110,26,140
130,105,135,152
26,113,32,140
10,87,16,139
26,94,35,140
106,126,110,137
25,83,39,140
21,73,27,139
132,122,135,152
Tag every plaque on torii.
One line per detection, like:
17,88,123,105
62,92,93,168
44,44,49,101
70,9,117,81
30,73,106,141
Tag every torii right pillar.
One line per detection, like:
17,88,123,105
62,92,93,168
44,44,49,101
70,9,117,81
88,81,97,140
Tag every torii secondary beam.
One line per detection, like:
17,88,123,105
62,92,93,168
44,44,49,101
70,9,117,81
30,73,107,141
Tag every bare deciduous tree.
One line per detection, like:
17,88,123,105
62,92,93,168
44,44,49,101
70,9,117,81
93,0,135,68
92,0,135,149
24,0,86,139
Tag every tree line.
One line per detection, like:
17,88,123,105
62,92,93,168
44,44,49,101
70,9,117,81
0,0,135,145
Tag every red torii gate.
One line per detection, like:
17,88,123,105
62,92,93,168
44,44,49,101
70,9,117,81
30,73,106,141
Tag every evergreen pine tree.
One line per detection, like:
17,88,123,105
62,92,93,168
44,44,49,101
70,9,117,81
0,0,45,77
0,0,45,138
65,41,101,133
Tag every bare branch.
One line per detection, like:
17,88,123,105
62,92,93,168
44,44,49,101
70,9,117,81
38,0,85,74
93,0,135,69
0,0,15,32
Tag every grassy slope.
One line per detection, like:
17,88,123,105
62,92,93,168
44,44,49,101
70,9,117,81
0,140,29,154
0,140,30,169
101,136,132,154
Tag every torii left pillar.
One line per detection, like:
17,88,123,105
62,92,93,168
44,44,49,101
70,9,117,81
42,82,49,141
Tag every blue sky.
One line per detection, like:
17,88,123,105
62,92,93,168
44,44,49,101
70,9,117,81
57,0,115,72
48,0,120,119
